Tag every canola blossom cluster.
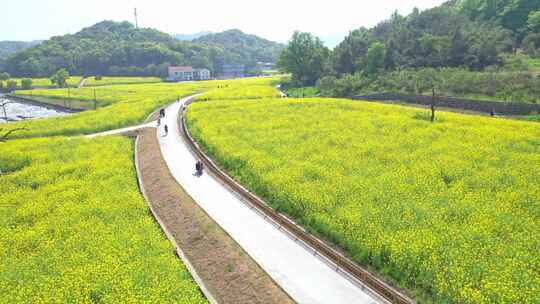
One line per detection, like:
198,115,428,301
0,136,206,303
186,95,540,303
11,77,279,139
195,77,281,101
11,83,203,138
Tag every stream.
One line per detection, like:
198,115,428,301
0,95,69,123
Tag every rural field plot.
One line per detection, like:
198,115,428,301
9,82,211,138
0,136,206,303
9,78,280,139
2,77,82,88
84,76,162,87
195,77,281,101
186,97,540,303
22,76,81,87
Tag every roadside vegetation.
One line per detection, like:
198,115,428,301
317,67,540,103
281,85,319,98
0,136,206,303
186,82,540,303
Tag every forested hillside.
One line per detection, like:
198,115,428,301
194,29,284,66
329,0,539,74
174,31,213,41
0,41,40,59
0,21,282,78
278,0,540,102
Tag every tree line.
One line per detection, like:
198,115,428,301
278,0,540,98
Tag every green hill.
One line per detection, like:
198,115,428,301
1,21,283,78
194,29,285,65
0,41,40,59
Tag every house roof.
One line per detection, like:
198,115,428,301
169,66,194,72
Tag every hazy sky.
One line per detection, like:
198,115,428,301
3,0,446,45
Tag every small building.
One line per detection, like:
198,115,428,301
168,66,211,81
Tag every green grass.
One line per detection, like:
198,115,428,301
0,136,206,303
284,86,319,98
84,77,162,87
186,97,540,303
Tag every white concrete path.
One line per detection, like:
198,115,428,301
77,77,87,89
157,96,382,304
86,121,156,138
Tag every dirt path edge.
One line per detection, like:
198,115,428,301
134,128,219,304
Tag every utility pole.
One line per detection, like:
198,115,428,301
134,8,139,29
93,88,97,110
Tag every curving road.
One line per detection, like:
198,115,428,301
156,96,383,304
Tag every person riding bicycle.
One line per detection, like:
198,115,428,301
195,160,204,176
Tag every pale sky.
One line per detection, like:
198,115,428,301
2,0,446,45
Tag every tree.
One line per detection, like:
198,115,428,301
332,28,370,75
449,28,467,66
415,68,443,122
0,72,9,81
459,0,540,43
278,32,329,86
50,69,69,87
528,11,540,32
317,76,338,97
21,78,32,90
0,127,27,143
6,80,17,92
366,42,386,75
384,39,397,70
523,33,540,57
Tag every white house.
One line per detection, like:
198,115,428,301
168,66,211,81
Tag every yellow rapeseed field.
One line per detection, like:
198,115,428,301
83,76,162,87
186,97,540,303
0,77,279,302
10,83,206,138
0,136,206,303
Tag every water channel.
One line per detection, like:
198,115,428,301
0,94,69,123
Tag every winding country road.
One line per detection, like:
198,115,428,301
156,96,383,304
